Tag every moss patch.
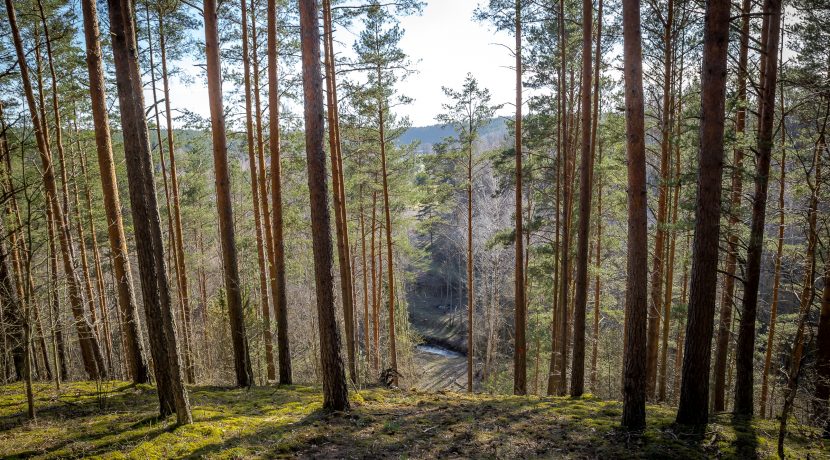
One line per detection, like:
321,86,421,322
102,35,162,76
0,382,826,459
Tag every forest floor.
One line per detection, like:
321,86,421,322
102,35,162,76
0,381,826,459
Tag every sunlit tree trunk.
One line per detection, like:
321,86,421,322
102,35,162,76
107,0,191,424
158,9,195,383
79,0,149,384
7,0,106,380
265,0,293,385
299,0,350,410
621,0,648,429
241,0,275,382
204,0,254,388
322,0,356,384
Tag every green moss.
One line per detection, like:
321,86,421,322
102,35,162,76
0,381,825,459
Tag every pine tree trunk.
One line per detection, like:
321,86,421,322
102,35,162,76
658,95,680,403
79,0,149,384
513,0,527,397
621,0,648,429
265,0,293,385
370,191,380,375
0,188,25,380
322,0,356,383
734,0,781,417
571,0,594,397
759,28,787,419
107,0,191,424
7,0,106,380
676,0,730,426
299,0,349,410
359,193,371,370
158,11,195,384
145,9,184,378
712,0,751,412
204,0,254,388
241,0,275,382
590,147,603,393
646,0,674,398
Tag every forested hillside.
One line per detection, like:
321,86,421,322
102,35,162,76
0,0,829,457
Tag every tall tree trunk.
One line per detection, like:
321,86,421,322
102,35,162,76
203,0,254,388
107,0,191,424
621,0,648,429
759,138,786,420
590,148,603,393
712,0,751,412
734,0,781,416
241,0,275,381
79,0,148,384
555,0,571,397
370,191,380,374
158,10,195,384
266,0,293,385
571,0,594,397
646,0,674,398
513,0,527,397
759,26,787,419
322,0,356,384
299,0,349,410
359,194,371,370
658,90,681,403
588,0,604,395
145,8,184,377
7,0,106,380
676,0,730,426
547,54,563,396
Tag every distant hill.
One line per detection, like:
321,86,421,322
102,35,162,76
398,117,509,153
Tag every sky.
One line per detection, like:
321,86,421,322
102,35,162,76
395,0,516,126
163,0,516,128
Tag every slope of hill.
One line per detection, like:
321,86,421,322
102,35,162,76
399,117,509,153
0,381,823,459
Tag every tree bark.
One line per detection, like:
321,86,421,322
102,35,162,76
203,0,254,388
513,0,527,397
7,0,106,380
299,0,350,410
322,0,356,384
107,0,191,424
621,0,648,429
241,0,275,381
676,0,730,426
158,10,195,384
734,0,781,417
570,0,594,397
712,0,750,412
646,0,674,398
266,0,293,385
370,191,380,375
